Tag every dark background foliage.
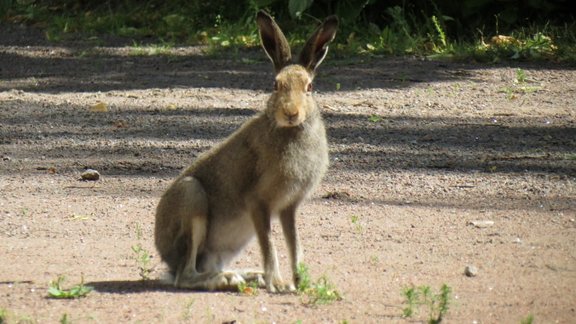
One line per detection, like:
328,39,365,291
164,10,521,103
1,0,573,38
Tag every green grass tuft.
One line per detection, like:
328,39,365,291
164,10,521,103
520,314,534,324
60,313,70,324
297,263,342,306
131,243,152,281
402,283,452,324
132,223,153,280
0,308,7,323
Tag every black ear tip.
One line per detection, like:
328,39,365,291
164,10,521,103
257,10,272,20
324,15,339,27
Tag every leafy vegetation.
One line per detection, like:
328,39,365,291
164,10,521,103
128,41,175,56
520,314,534,324
237,279,260,296
402,283,452,324
0,308,7,323
0,309,37,324
132,223,153,281
131,243,153,280
296,263,342,305
350,214,363,233
47,275,93,299
498,68,541,100
368,115,383,123
60,313,71,324
0,1,574,61
180,298,196,321
520,314,535,324
472,30,564,62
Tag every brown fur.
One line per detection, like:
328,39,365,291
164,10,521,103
154,10,338,292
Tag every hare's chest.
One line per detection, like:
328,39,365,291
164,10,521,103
282,141,328,182
258,137,328,205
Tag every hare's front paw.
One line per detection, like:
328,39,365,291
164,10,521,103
178,271,245,291
224,272,246,288
239,270,265,288
266,276,296,293
204,273,233,291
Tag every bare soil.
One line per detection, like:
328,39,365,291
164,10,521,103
1,24,575,323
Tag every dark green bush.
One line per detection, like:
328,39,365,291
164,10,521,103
1,0,573,60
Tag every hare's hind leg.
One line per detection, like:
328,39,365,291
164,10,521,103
168,178,234,291
157,176,208,287
156,176,207,284
173,208,207,287
167,177,258,291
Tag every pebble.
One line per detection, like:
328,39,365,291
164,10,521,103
465,265,478,277
81,169,100,181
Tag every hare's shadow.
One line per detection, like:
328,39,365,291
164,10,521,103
87,280,190,294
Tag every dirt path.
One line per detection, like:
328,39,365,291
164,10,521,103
1,24,575,323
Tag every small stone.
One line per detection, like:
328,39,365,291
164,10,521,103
465,265,478,277
81,169,100,181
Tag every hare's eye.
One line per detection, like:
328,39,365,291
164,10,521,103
306,83,313,92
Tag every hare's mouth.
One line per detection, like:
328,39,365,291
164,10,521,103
274,108,305,128
276,119,301,128
276,115,305,128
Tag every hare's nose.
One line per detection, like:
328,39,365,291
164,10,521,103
285,110,299,121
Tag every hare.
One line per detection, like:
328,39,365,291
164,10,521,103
154,10,338,293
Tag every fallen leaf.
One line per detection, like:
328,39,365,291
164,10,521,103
90,102,108,112
490,35,519,46
241,286,255,295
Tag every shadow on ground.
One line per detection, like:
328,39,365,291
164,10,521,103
86,280,187,294
86,280,242,295
0,48,479,93
1,101,574,176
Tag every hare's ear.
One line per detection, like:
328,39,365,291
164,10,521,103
298,15,338,73
257,10,292,73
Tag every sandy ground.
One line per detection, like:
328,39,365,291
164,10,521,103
1,23,575,323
